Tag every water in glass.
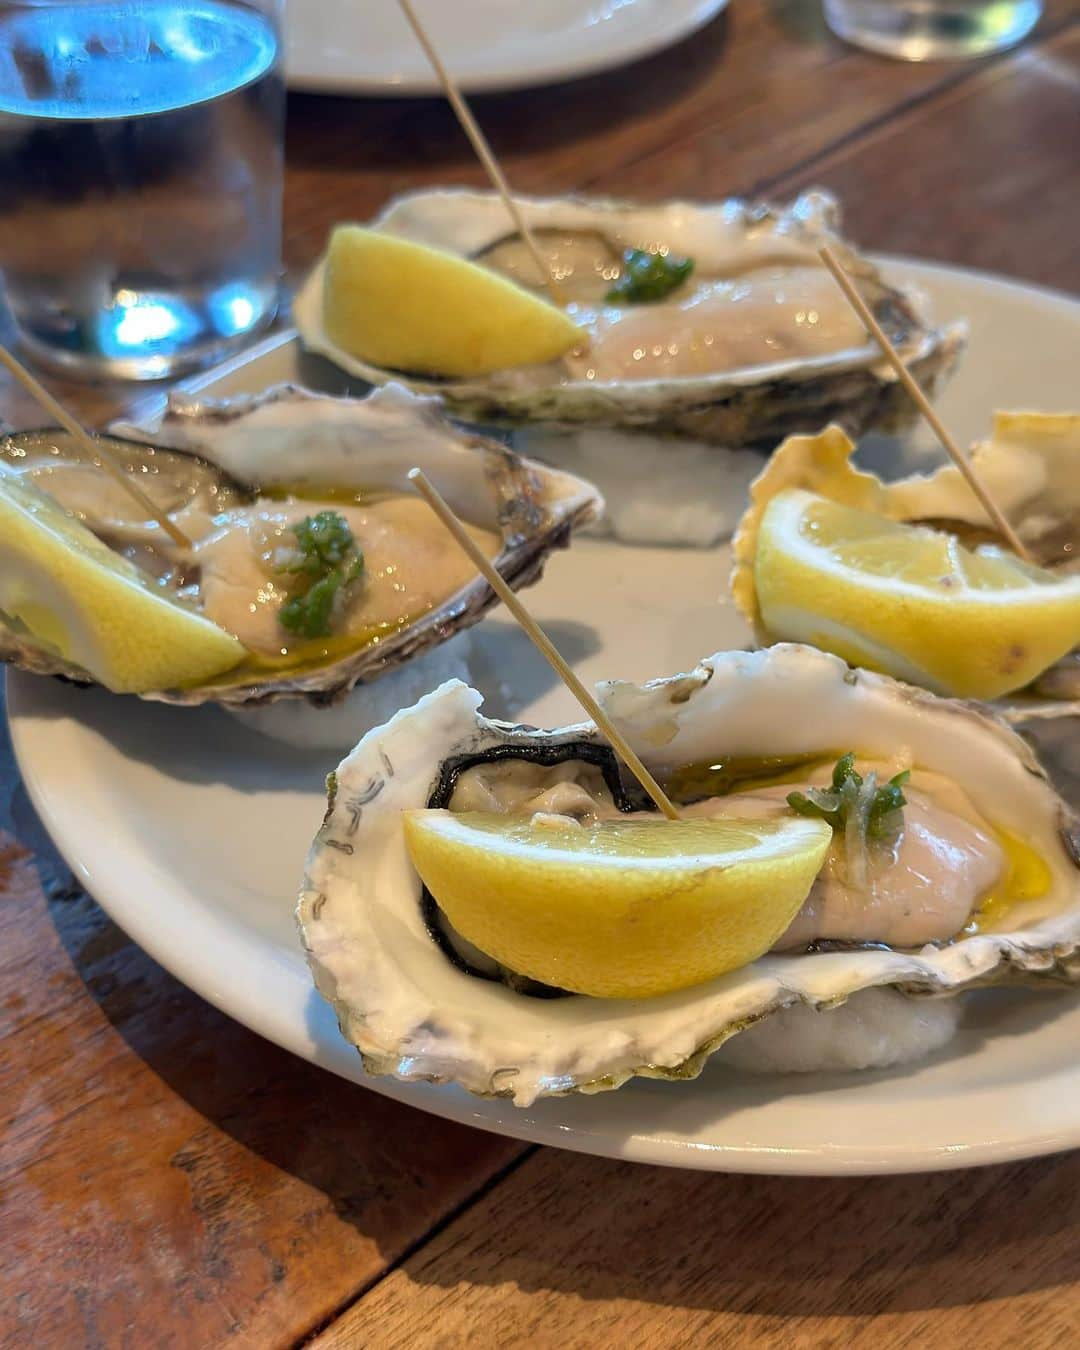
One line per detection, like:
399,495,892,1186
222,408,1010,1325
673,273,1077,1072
824,0,1042,60
0,0,284,379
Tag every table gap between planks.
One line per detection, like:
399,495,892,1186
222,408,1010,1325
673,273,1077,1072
1,2,1078,1346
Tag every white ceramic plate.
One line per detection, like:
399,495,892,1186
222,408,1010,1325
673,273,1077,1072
284,0,729,96
9,260,1080,1174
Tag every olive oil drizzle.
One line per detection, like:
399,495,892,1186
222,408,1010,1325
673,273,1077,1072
195,612,421,687
964,827,1054,934
258,482,391,507
664,751,842,804
665,752,1053,935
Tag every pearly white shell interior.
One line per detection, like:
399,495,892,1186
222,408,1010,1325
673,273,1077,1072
112,382,597,530
299,645,1080,1106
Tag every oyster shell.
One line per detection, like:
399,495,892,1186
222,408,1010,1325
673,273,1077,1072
0,383,601,706
731,412,1080,707
298,644,1080,1107
294,189,965,448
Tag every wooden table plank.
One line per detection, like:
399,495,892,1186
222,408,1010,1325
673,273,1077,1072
312,1148,1080,1349
280,3,1007,264
771,25,1080,290
594,19,1079,290
0,697,528,1350
578,0,1076,201
281,0,1076,263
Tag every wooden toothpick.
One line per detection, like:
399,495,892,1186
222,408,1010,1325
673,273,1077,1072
0,345,192,550
408,468,680,820
817,245,1032,562
395,0,568,309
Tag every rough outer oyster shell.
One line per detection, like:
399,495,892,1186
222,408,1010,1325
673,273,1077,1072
0,383,602,707
730,412,1080,710
293,189,966,448
298,644,1080,1107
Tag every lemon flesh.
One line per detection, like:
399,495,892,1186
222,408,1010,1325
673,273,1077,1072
322,225,582,378
404,809,832,999
0,468,245,694
754,489,1080,699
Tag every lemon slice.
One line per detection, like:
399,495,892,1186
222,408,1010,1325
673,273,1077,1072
404,808,832,999
322,225,582,378
753,488,1080,698
0,468,245,694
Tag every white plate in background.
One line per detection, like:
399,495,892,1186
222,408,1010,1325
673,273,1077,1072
284,0,728,96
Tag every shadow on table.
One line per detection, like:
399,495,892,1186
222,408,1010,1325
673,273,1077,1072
285,12,730,170
386,1141,1080,1320
377,995,1080,1320
769,0,832,44
18,828,526,1242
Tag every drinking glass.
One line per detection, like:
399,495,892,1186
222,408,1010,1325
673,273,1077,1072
823,0,1042,60
0,0,285,380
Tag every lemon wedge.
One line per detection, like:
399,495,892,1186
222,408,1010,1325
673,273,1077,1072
322,225,582,378
404,808,832,999
0,468,245,694
752,488,1080,698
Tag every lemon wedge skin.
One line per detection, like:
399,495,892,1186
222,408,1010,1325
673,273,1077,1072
753,488,1080,700
404,809,832,999
0,468,245,694
322,225,582,378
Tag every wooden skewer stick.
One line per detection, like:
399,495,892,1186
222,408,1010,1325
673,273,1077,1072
0,344,192,550
395,0,569,310
817,244,1032,563
408,468,680,820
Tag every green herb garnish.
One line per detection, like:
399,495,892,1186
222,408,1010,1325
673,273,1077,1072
787,753,909,842
277,511,364,640
605,247,695,305
280,509,358,577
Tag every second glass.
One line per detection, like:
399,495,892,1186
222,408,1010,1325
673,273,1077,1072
0,0,285,380
823,0,1042,61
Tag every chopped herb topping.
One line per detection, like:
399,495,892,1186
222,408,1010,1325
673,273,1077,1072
787,753,910,843
605,247,695,305
277,510,364,640
280,509,357,577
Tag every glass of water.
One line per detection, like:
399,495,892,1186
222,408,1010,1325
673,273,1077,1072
0,0,284,380
823,0,1042,60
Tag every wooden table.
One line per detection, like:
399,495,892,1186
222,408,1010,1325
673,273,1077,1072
2,4,1079,1345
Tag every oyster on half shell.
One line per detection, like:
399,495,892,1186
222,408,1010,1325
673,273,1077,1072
298,645,1080,1107
731,411,1080,708
294,189,965,448
0,383,601,706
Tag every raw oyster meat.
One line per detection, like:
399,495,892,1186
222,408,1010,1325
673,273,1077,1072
294,189,965,449
0,383,601,706
298,645,1080,1106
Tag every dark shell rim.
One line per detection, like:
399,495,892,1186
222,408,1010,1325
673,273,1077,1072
0,426,601,707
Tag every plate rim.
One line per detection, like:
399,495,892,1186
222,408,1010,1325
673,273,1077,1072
284,0,729,97
9,257,1080,1175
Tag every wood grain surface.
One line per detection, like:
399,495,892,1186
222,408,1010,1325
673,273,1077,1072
313,1148,1080,1349
1,3,1079,1346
